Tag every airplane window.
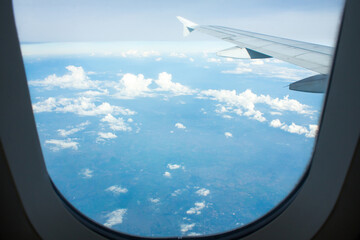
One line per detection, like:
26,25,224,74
12,0,344,237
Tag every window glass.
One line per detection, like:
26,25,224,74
13,0,344,237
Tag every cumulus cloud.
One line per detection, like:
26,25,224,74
57,121,90,137
180,223,195,233
32,97,135,116
29,65,99,89
307,124,319,138
98,132,117,139
199,89,313,124
104,209,127,228
167,164,181,170
155,72,195,96
196,188,210,196
79,168,93,178
186,201,206,215
175,123,186,129
258,95,315,114
97,132,117,142
224,132,233,138
163,171,171,178
105,185,128,195
282,123,310,135
114,73,153,99
200,89,266,122
45,138,79,151
101,114,132,132
149,198,160,203
270,119,318,138
270,119,284,128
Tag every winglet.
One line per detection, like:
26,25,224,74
177,16,198,36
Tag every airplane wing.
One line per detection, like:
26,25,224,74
177,16,334,93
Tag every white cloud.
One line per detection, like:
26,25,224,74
78,89,109,97
167,164,181,170
45,138,79,151
100,114,132,132
105,185,128,195
163,171,171,178
149,198,160,203
57,121,90,137
251,59,265,65
225,132,233,138
270,119,318,138
270,111,282,116
199,89,313,124
283,123,309,135
120,49,160,58
207,57,222,63
169,52,187,58
186,201,206,215
270,119,284,128
104,209,127,228
188,232,201,236
155,57,162,61
196,188,210,196
97,132,117,142
29,65,99,89
222,59,313,80
223,115,233,119
33,97,135,116
180,223,195,233
307,124,319,138
79,168,93,179
32,97,57,112
215,105,229,114
155,72,195,96
258,95,315,115
222,67,252,74
98,132,117,139
175,123,186,129
57,128,80,137
171,189,182,197
200,89,266,122
114,73,153,99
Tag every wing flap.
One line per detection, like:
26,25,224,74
217,46,271,59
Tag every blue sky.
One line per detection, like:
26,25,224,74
13,0,344,45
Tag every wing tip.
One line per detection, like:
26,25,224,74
176,16,198,37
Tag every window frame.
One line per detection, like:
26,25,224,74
1,0,359,239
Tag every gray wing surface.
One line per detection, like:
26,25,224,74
177,16,334,93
